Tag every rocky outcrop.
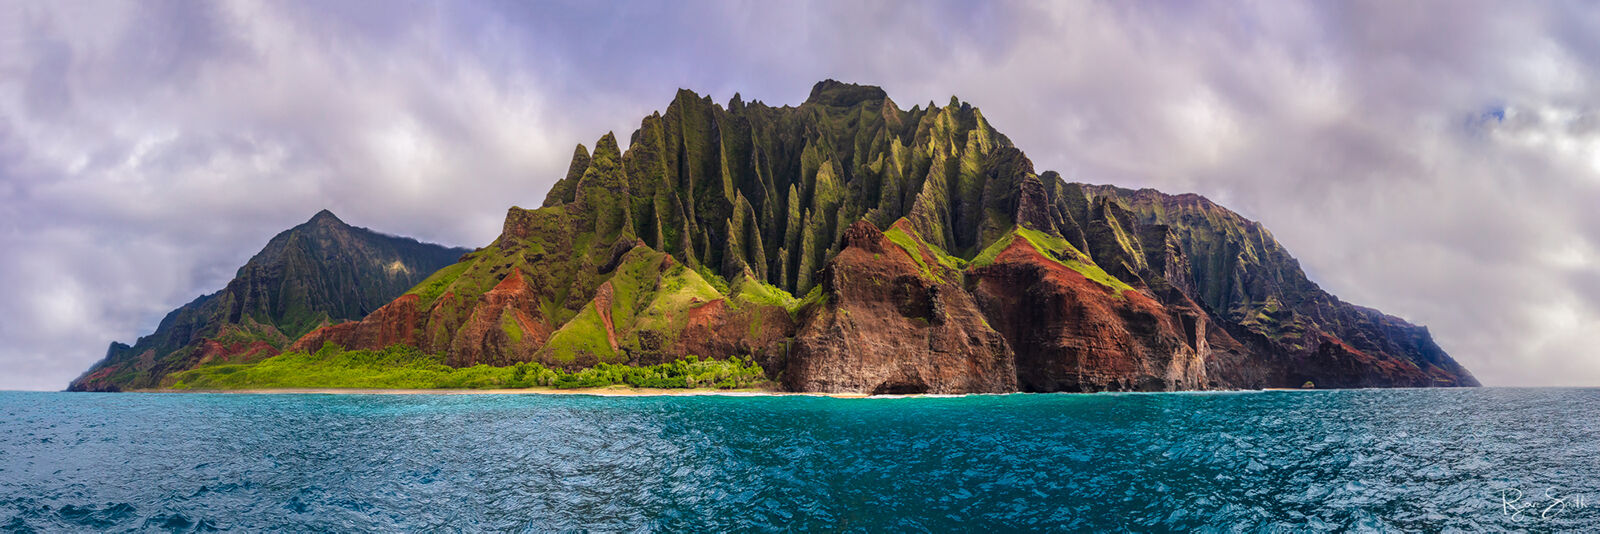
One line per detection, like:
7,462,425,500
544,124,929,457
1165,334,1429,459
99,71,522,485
969,237,1207,392
670,298,796,373
787,221,1017,394
193,339,278,367
289,294,426,357
448,270,552,367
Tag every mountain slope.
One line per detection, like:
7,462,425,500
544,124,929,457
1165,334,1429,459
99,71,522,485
1081,186,1479,388
69,211,469,391
283,80,1476,392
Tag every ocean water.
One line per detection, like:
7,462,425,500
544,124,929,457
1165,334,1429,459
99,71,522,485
1,388,1596,532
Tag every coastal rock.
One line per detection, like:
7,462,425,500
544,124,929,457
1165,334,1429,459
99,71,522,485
787,221,1017,394
969,235,1208,392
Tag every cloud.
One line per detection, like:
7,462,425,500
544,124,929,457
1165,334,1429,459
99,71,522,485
0,0,1596,389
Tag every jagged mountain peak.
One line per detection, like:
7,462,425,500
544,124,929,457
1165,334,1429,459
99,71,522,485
307,208,344,226
592,132,622,159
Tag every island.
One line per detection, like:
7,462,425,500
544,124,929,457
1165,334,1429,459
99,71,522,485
72,81,1477,394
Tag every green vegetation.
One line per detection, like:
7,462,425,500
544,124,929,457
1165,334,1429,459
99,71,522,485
970,227,1135,294
170,343,768,390
616,262,723,353
542,304,617,363
1016,227,1135,293
967,231,1014,268
789,285,829,316
500,310,524,343
550,356,765,389
209,319,290,350
883,225,939,281
731,276,796,310
727,277,799,336
694,263,732,295
883,224,966,282
408,261,470,306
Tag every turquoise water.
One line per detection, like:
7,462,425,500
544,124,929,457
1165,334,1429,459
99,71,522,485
1,388,1596,531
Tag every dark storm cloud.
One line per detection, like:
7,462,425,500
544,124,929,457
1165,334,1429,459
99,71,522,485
0,0,1595,389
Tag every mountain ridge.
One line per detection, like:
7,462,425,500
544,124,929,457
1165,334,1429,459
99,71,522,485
81,80,1476,392
278,80,1475,392
68,211,471,391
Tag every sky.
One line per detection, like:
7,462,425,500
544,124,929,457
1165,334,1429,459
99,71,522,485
1,0,1597,390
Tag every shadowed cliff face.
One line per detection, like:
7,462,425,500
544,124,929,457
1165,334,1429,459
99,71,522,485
1077,187,1479,388
68,211,469,391
148,80,1476,393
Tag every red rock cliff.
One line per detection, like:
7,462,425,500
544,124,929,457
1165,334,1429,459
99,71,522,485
786,221,1018,394
968,237,1210,392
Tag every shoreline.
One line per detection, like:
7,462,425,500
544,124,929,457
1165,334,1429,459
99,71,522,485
136,386,872,398
128,387,1320,397
85,385,1491,397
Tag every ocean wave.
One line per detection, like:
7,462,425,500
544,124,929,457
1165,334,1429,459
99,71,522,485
1,388,1596,531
